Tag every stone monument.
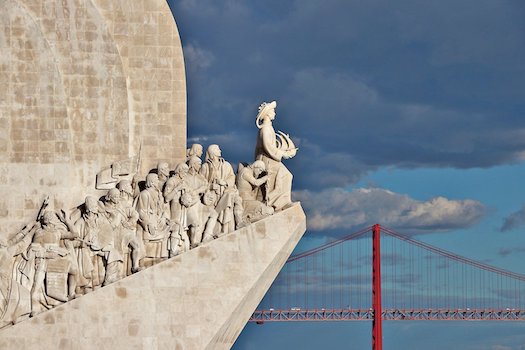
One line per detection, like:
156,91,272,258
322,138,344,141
0,1,306,349
0,0,187,231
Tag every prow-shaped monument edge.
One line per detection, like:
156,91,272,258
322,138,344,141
0,203,306,350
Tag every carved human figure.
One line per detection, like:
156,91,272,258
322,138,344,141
0,224,37,327
186,143,203,162
179,156,214,246
254,100,297,211
200,144,244,234
137,174,179,264
166,160,210,253
186,156,208,196
200,145,236,201
237,160,269,201
201,191,219,242
180,191,218,248
117,179,136,208
102,188,143,277
29,211,79,315
72,196,120,293
236,161,274,223
157,161,172,218
164,163,189,223
157,161,170,192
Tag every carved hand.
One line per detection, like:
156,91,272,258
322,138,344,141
148,224,156,236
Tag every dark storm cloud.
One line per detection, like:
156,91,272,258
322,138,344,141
168,1,525,191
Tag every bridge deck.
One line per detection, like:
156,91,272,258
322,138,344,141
250,309,525,322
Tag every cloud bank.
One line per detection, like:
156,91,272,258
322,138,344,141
169,0,525,191
295,187,486,233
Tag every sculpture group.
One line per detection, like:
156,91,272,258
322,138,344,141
0,101,297,328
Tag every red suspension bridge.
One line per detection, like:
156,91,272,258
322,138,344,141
249,224,525,350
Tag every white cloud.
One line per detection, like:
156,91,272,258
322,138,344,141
294,187,486,232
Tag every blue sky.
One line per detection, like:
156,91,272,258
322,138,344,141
167,1,525,348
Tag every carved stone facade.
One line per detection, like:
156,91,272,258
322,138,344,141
0,100,298,329
0,204,307,350
0,0,187,232
0,0,303,346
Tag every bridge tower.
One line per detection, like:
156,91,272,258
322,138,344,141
372,224,383,350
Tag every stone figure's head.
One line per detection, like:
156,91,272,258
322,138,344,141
256,101,277,128
188,155,202,172
206,144,221,162
145,173,159,190
157,162,170,178
202,190,217,206
252,160,266,177
85,196,99,214
41,210,56,226
106,188,120,204
188,143,203,158
117,180,133,196
174,162,189,176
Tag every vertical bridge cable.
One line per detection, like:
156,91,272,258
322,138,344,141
382,226,525,315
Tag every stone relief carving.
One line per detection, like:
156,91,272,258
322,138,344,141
137,174,177,266
29,210,79,314
0,224,38,327
0,100,297,328
237,160,274,223
187,143,204,162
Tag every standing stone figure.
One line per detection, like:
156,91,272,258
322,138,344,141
0,224,37,327
72,196,118,293
29,211,79,315
156,161,171,217
102,188,143,278
164,163,189,223
180,191,217,248
162,164,192,256
254,100,297,211
137,174,179,264
200,144,244,235
200,145,236,203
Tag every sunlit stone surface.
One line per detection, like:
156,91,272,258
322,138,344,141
0,203,306,350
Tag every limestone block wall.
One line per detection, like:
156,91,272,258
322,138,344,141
0,203,307,350
0,0,186,234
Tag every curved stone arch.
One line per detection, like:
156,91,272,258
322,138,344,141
18,0,131,163
2,0,72,158
91,0,187,173
0,0,75,229
0,0,186,235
